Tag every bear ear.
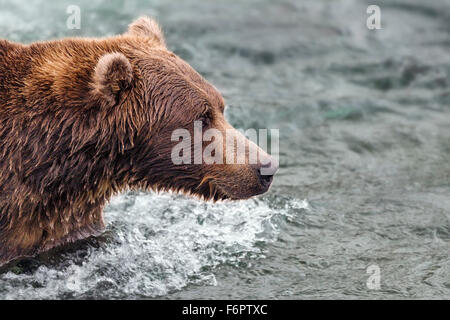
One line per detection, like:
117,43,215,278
127,16,166,46
92,52,133,105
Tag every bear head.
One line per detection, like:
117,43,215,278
89,17,279,201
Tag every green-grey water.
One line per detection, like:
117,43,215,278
0,0,449,299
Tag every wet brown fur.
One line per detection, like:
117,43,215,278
0,17,271,266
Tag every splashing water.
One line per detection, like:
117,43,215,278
0,192,309,299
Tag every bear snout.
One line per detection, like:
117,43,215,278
205,133,279,200
251,156,279,189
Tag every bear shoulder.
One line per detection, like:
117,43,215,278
0,39,26,70
0,39,22,54
0,39,9,49
0,39,11,58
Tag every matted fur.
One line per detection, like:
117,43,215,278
0,17,274,265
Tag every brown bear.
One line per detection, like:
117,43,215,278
0,17,278,266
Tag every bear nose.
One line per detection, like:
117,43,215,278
252,158,279,187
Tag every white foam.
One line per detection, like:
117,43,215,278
0,192,308,299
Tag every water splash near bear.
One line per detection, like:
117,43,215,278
0,192,309,299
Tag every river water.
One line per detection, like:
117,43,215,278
0,0,449,299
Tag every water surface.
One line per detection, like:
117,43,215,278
0,0,449,299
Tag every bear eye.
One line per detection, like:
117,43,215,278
198,111,212,129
